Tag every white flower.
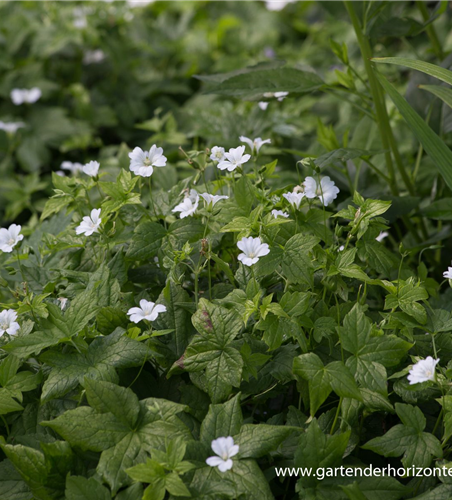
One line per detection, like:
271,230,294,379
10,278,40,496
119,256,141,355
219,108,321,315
127,0,155,6
172,189,199,218
338,245,345,252
217,146,251,172
73,8,87,29
0,121,25,134
0,224,24,253
271,209,289,219
304,176,340,207
83,160,100,177
200,193,228,209
61,161,84,174
127,299,166,323
444,265,452,280
239,136,271,155
237,236,270,266
10,88,42,105
282,191,305,210
408,356,439,385
206,437,239,473
83,49,105,65
263,91,288,101
376,231,389,242
129,145,167,177
265,0,295,11
56,171,65,177
258,102,269,111
210,146,225,163
0,309,20,337
76,208,102,236
57,298,68,310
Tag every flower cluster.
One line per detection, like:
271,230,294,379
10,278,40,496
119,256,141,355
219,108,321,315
282,175,339,208
10,87,42,105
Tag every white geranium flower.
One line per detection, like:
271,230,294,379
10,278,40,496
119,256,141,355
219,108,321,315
282,191,305,209
237,236,270,266
258,102,269,111
57,298,68,310
239,136,271,155
0,309,20,337
129,145,167,177
444,265,452,280
263,91,288,101
408,356,439,385
127,0,155,6
61,161,84,174
83,160,100,177
206,437,239,473
271,209,289,219
200,193,228,209
0,224,24,253
83,49,105,65
10,88,42,105
338,245,345,252
217,146,251,172
376,231,389,242
0,121,25,134
76,208,102,236
172,189,199,218
127,299,166,323
210,146,226,163
304,176,340,207
265,0,295,11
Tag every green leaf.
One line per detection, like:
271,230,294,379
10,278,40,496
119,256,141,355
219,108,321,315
40,330,148,402
362,403,442,467
294,419,350,487
201,67,324,100
65,476,111,500
282,234,320,287
314,148,384,170
385,280,428,324
375,71,452,191
372,57,452,86
235,424,298,458
0,459,31,500
126,222,167,261
419,85,452,109
84,379,140,428
293,353,361,415
200,393,243,446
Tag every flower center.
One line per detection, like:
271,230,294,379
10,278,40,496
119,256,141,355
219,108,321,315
425,370,432,376
143,157,152,166
248,252,255,258
8,238,15,246
0,322,8,330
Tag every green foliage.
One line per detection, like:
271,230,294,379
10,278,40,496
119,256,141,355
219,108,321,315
2,1,452,499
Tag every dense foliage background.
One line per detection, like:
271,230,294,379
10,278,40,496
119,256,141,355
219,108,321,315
2,1,452,499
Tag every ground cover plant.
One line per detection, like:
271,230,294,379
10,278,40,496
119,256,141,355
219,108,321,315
3,1,452,499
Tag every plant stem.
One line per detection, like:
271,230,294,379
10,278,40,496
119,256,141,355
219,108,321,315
344,1,415,197
416,1,444,60
330,397,343,434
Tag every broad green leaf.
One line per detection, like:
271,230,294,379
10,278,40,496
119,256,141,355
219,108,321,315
375,71,452,191
362,403,442,467
282,234,320,287
294,419,350,487
201,67,324,99
84,379,140,428
65,476,111,500
235,424,298,458
200,393,243,446
0,459,31,500
126,222,166,261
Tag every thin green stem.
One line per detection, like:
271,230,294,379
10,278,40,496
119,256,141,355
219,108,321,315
330,397,343,435
416,1,444,60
